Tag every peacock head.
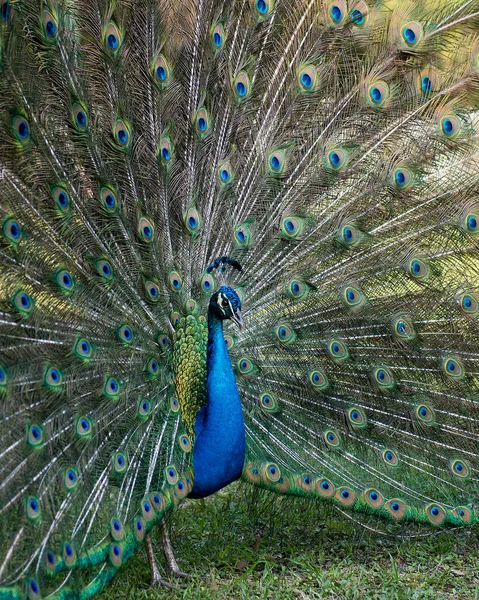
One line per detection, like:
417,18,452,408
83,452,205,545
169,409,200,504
210,286,243,331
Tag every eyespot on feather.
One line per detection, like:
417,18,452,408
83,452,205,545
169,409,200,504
185,207,202,235
347,406,367,428
51,186,71,213
328,0,347,25
146,357,159,378
165,465,179,485
341,284,367,310
54,269,75,294
145,279,160,303
285,279,310,300
400,22,423,48
168,270,183,292
72,102,88,132
244,463,262,483
64,467,79,491
260,392,279,414
408,257,429,279
113,119,131,149
373,366,395,390
75,416,93,439
268,149,287,176
1,0,12,22
263,462,281,482
328,148,348,171
298,64,319,92
327,339,349,361
218,159,234,186
25,496,41,522
138,216,155,243
418,67,440,95
324,429,341,448
439,114,461,138
0,364,7,390
100,186,118,213
211,22,226,50
201,272,216,293
152,55,170,86
349,2,369,28
367,80,390,108
2,217,23,245
463,210,479,234
392,166,414,190
44,366,63,389
137,399,152,419
233,71,252,101
254,0,274,19
12,115,30,143
457,291,479,316
382,449,399,466
237,357,258,375
12,290,34,316
425,503,446,525
178,434,192,452
104,376,120,399
26,424,44,449
317,478,335,498
134,517,146,541
449,458,470,478
158,135,174,165
280,216,304,239
74,337,93,360
386,499,406,519
109,543,123,567
364,488,384,509
112,452,128,474
110,518,125,541
453,507,472,523
414,403,435,425
309,369,329,391
275,323,296,344
234,223,252,248
442,356,465,379
27,579,41,600
335,486,356,506
104,22,122,53
194,107,211,137
392,315,416,341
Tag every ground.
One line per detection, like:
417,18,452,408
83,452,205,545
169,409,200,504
98,483,479,600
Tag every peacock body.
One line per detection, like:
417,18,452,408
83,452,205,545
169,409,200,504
1,0,479,597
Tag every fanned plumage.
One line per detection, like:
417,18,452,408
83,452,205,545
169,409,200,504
1,0,479,597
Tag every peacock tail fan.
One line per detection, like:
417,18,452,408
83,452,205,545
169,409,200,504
1,0,479,597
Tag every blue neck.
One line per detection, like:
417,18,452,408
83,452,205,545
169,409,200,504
190,308,246,498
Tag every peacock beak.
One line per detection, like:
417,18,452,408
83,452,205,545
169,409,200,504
231,308,244,332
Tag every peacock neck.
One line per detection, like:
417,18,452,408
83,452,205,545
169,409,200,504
189,307,246,498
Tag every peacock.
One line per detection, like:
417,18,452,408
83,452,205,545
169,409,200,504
1,0,479,597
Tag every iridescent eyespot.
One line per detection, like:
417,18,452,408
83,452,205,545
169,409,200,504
367,80,390,107
99,186,117,213
178,434,192,452
2,217,22,245
317,478,335,497
25,495,41,521
442,356,464,379
401,21,423,47
137,398,151,419
109,543,123,567
74,337,93,360
264,462,281,482
408,258,429,279
117,324,133,345
185,207,202,235
12,115,30,142
1,1,12,22
212,22,226,50
201,273,215,293
42,10,57,40
281,216,304,239
392,315,416,341
43,550,58,573
166,465,178,485
453,506,471,522
44,366,63,388
114,119,131,148
113,452,127,474
255,0,273,19
104,22,122,53
364,488,384,508
426,503,446,525
335,486,356,506
170,397,179,412
150,493,165,511
464,211,479,233
259,392,279,414
141,498,155,520
338,224,360,246
386,499,406,519
12,290,34,316
104,377,120,399
324,429,341,448
54,269,75,294
349,2,368,27
275,323,296,344
138,216,154,243
64,467,79,491
168,270,183,291
237,357,257,375
342,285,366,309
382,449,399,466
134,517,146,541
52,186,71,213
110,518,124,541
76,417,92,438
0,365,7,389
415,403,435,424
309,369,329,390
158,135,173,165
267,149,287,176
327,340,349,361
158,333,171,350
144,279,160,303
328,0,346,24
26,424,44,448
72,102,88,131
347,406,367,428
195,107,211,137
393,166,414,190
233,71,251,101
146,357,159,378
328,148,348,171
298,64,319,92
373,366,395,389
152,55,170,86
458,292,479,315
439,114,461,138
96,259,114,281
286,279,310,300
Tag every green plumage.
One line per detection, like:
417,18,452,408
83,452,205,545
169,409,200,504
1,0,479,597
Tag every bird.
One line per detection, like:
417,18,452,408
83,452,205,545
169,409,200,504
1,0,479,597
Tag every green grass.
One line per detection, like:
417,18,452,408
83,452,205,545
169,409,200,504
98,484,479,599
